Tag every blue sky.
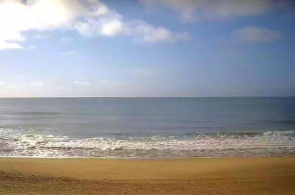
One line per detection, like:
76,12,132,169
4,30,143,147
0,0,294,97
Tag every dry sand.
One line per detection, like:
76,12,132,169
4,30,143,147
0,157,294,194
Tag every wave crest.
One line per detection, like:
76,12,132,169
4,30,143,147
0,128,294,158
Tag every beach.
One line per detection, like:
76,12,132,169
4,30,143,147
0,99,294,194
0,157,294,194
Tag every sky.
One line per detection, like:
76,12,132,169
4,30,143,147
0,0,294,97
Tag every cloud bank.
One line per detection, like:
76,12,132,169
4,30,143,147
140,0,294,22
0,0,189,50
73,81,91,86
232,27,283,44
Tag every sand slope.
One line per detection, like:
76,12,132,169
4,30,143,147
0,158,294,194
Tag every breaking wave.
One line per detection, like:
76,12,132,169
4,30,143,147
0,128,294,158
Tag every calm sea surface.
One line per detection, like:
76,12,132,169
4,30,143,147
0,97,294,158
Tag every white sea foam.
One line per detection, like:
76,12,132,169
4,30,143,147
0,128,294,158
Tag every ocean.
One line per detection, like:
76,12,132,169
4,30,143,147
0,97,294,158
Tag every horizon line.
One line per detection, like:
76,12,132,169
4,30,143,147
0,96,293,98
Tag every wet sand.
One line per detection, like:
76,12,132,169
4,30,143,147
0,157,294,194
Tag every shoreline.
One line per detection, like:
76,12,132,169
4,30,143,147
0,155,294,159
0,157,294,194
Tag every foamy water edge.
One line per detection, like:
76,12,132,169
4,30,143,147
0,128,294,158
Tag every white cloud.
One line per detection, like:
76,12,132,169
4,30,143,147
131,21,176,42
0,0,188,50
140,0,294,22
61,36,73,42
34,34,50,39
0,81,7,85
0,0,86,49
73,81,91,86
62,50,77,56
101,19,127,36
30,82,43,86
74,11,188,43
129,20,191,43
28,45,37,50
0,42,23,50
232,27,283,44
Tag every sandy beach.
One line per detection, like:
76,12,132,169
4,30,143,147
0,157,294,194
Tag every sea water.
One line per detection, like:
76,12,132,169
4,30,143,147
0,97,294,158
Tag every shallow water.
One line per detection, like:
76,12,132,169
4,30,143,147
0,97,294,158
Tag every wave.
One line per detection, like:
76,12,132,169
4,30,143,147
0,128,294,158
